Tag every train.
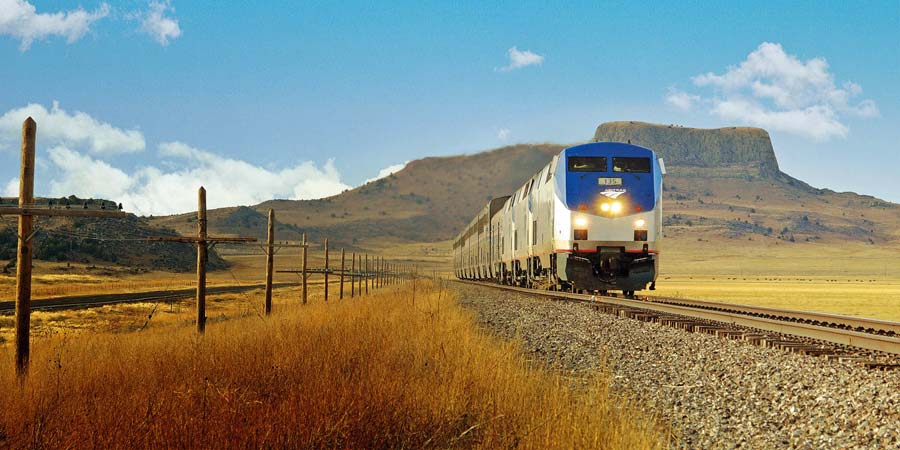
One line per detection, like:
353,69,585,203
452,142,664,296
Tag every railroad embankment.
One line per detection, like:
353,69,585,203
0,281,665,449
453,283,900,449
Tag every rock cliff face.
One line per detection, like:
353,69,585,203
594,121,780,176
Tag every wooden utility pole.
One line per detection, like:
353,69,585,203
265,209,275,315
149,188,255,333
197,188,208,332
14,118,34,377
351,252,356,297
357,253,362,295
340,248,345,300
324,238,329,301
1,118,130,376
302,233,308,304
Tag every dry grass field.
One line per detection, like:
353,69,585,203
652,277,900,321
655,239,900,321
0,281,666,449
0,249,333,300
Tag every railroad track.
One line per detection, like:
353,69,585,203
458,280,900,369
0,283,294,314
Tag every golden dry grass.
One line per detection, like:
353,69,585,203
653,277,900,321
655,239,900,321
0,281,666,449
0,252,319,300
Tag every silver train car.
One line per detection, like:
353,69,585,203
453,142,664,296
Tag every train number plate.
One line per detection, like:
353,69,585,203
597,177,622,186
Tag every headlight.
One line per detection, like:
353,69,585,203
574,217,588,227
634,218,646,228
600,203,611,212
611,202,623,213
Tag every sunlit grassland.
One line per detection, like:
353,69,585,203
0,285,304,344
0,252,320,300
653,239,900,320
653,277,900,321
0,281,666,449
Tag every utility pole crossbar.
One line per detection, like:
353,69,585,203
0,207,129,218
277,268,351,275
148,236,257,243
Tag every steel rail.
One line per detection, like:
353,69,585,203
458,280,900,356
639,295,900,336
0,283,294,314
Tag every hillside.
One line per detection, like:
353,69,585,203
150,122,900,253
0,197,227,272
151,144,566,248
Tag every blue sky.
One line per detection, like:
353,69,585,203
0,0,898,214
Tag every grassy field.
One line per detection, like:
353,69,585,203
0,251,351,300
0,281,666,449
652,277,900,321
654,239,900,320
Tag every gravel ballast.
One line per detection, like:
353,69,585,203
451,282,900,449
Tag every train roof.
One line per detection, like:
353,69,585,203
565,141,657,156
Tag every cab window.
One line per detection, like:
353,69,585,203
567,156,607,172
612,157,651,173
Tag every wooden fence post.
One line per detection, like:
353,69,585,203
324,238,329,301
265,209,275,315
14,117,35,377
302,233,308,305
196,187,208,333
365,254,369,295
351,253,356,297
340,248,345,300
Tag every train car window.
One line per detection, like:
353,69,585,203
567,156,607,172
612,157,651,173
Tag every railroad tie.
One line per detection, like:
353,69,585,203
863,362,900,371
740,334,768,345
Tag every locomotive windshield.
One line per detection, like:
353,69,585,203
612,157,651,173
568,156,607,172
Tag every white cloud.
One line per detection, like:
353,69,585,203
0,101,145,155
665,88,701,111
364,161,409,185
139,1,181,46
496,47,544,72
668,42,878,141
45,143,351,216
497,128,511,141
0,0,109,50
2,178,18,197
710,97,847,141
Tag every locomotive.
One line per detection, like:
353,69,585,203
453,142,664,296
